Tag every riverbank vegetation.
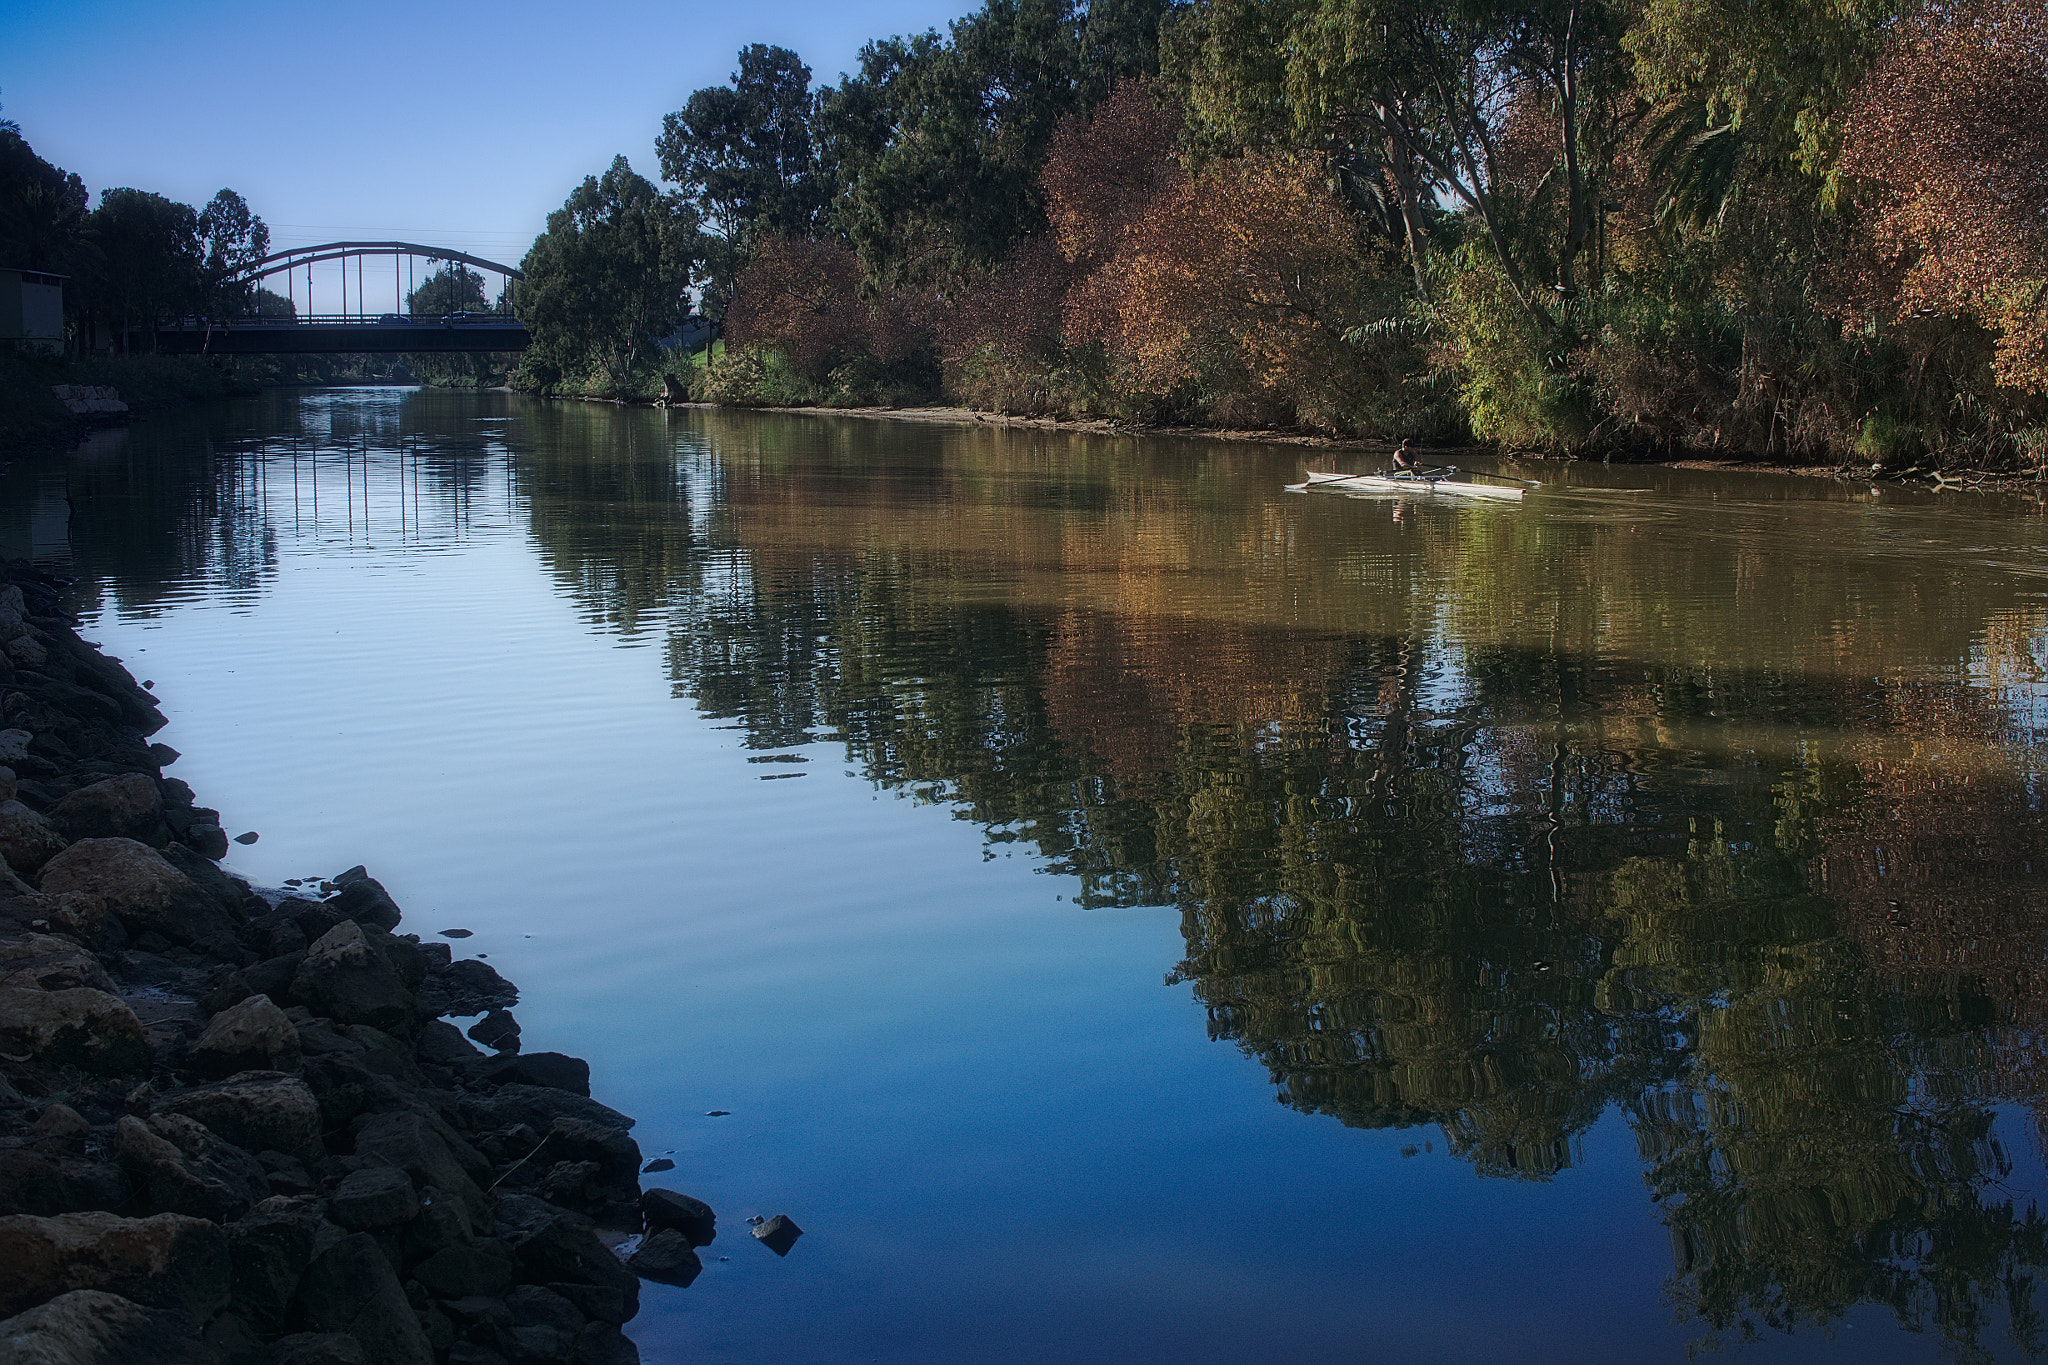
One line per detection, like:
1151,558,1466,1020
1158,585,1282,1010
516,0,2047,468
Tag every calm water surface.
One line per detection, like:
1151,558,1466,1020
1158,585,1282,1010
8,389,2048,1363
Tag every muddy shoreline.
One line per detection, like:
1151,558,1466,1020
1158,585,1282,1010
0,561,705,1364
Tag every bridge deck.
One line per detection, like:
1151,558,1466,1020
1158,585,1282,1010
152,317,531,355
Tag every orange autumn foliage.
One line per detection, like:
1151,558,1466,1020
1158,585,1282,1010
1839,0,2048,391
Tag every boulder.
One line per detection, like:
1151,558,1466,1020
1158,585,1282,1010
351,1112,487,1229
503,1284,582,1363
752,1214,802,1256
290,922,413,1035
46,775,163,844
476,1051,587,1096
504,1208,640,1312
224,1207,326,1334
327,1166,417,1231
288,1234,432,1365
0,1289,217,1365
463,1085,633,1137
414,959,516,1018
325,878,401,932
0,987,148,1074
537,1119,640,1223
269,1334,367,1365
627,1228,701,1287
153,1072,323,1160
0,1211,229,1318
466,1009,519,1055
414,1019,483,1070
187,994,301,1077
409,1240,517,1300
114,1115,265,1223
0,801,67,876
572,1322,642,1365
0,934,116,993
37,840,239,947
639,1189,715,1247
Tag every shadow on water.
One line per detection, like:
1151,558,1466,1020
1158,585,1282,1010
14,390,2048,1358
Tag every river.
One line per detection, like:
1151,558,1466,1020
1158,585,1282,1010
8,387,2048,1363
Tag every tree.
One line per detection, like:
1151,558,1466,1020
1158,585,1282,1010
0,127,88,274
518,156,699,394
657,45,828,316
86,188,201,348
406,263,490,316
817,0,1176,288
1837,0,2048,393
195,188,269,317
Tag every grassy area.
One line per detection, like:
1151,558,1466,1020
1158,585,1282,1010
0,351,258,452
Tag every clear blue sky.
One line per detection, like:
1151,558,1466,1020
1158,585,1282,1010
2,0,974,308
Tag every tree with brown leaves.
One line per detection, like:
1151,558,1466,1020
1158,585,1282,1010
1839,0,2048,393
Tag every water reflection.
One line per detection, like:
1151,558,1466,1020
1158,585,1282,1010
23,390,2048,1357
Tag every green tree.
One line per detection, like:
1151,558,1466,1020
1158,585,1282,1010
816,0,1175,288
657,44,828,317
406,263,490,316
195,188,269,317
517,156,699,394
0,126,89,274
85,188,201,348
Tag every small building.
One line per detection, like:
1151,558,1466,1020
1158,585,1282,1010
0,267,66,355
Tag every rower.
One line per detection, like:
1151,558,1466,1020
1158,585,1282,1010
1391,439,1424,473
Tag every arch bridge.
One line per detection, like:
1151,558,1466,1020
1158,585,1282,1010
153,241,531,355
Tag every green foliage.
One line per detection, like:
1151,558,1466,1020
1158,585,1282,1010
657,45,830,315
816,0,1174,288
517,156,699,396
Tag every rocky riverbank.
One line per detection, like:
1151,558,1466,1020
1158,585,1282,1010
0,561,704,1363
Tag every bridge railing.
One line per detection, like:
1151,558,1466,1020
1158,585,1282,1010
159,313,525,329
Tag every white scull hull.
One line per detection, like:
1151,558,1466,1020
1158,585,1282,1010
1291,471,1527,502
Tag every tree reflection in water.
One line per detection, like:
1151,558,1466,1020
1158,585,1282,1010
41,395,2048,1357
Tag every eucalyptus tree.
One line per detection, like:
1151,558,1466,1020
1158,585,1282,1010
656,44,828,316
816,0,1176,288
518,156,700,394
86,188,202,347
195,188,269,317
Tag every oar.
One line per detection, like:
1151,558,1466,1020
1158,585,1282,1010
1465,469,1543,487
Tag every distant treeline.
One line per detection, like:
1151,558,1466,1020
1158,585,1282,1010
515,0,2046,466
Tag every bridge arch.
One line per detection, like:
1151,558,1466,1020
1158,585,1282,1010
236,241,525,285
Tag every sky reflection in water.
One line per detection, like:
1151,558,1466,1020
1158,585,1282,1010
9,388,2048,1363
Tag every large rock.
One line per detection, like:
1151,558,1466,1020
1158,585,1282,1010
223,1208,327,1335
351,1111,488,1229
290,922,413,1035
0,1211,228,1318
476,1051,587,1095
327,1166,417,1231
409,1240,516,1300
114,1116,265,1223
627,1228,702,1287
639,1189,716,1247
413,959,517,1019
288,1234,433,1365
46,775,163,844
37,840,238,947
324,877,401,932
0,988,147,1074
0,1289,217,1365
463,1085,634,1137
537,1119,640,1224
499,1202,640,1312
0,802,67,877
0,935,115,994
187,994,301,1078
153,1072,323,1160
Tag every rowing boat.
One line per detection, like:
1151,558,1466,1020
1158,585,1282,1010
1289,469,1529,502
